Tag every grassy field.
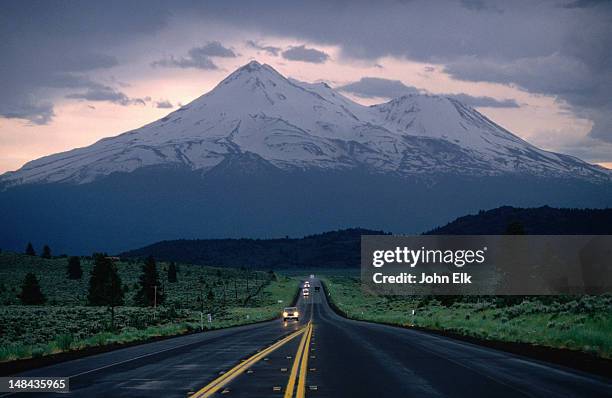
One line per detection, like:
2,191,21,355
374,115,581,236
0,252,298,362
323,275,612,359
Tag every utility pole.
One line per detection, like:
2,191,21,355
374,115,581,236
200,280,204,331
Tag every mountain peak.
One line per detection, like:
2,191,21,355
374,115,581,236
206,60,292,102
242,60,264,71
221,60,283,82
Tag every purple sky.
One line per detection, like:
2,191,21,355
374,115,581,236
1,0,611,172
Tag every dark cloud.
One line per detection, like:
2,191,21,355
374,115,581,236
151,41,236,70
444,52,612,141
66,84,146,106
460,0,503,13
562,0,610,9
156,100,174,109
447,93,519,108
152,55,217,70
586,112,612,143
245,40,281,56
0,52,121,124
282,45,329,63
192,41,237,58
1,101,55,125
0,0,171,124
444,55,594,106
338,77,518,108
338,77,420,99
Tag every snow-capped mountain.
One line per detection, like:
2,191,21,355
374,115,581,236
1,61,608,187
2,61,611,254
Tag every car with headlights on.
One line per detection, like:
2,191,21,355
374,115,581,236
283,307,299,321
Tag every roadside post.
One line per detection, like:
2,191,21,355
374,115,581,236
153,285,157,320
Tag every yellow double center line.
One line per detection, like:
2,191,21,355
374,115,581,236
193,296,316,398
191,322,314,398
191,327,306,398
288,322,313,398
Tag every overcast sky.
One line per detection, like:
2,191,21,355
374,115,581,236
1,0,611,172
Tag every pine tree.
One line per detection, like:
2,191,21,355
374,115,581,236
41,245,52,259
268,270,277,281
25,242,36,256
167,262,178,283
87,254,124,328
67,256,83,279
20,273,45,304
135,256,164,306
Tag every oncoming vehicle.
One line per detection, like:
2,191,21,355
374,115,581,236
303,287,310,297
283,307,299,321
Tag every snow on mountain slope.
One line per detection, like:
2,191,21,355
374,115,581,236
372,94,606,177
1,61,609,187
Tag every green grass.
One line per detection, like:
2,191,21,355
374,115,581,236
323,275,612,358
0,252,298,362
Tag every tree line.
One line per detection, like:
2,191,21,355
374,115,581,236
20,254,166,312
18,252,271,328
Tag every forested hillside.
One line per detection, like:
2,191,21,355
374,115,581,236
427,206,612,235
121,228,386,269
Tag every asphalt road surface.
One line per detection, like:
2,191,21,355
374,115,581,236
3,278,611,397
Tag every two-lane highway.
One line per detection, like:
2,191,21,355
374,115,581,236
4,278,611,397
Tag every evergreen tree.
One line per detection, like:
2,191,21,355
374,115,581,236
87,254,124,306
25,242,36,256
268,270,277,281
20,273,45,304
167,262,178,283
41,245,52,259
67,256,83,279
135,256,164,306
